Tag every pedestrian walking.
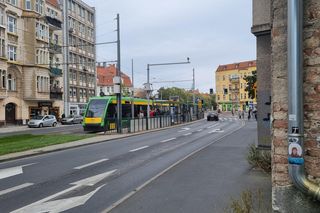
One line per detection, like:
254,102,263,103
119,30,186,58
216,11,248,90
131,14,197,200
241,110,245,119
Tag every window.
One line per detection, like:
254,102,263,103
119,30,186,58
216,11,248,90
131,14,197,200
8,45,17,61
7,16,17,34
0,7,4,26
25,0,32,10
244,93,247,99
7,73,16,91
37,75,49,92
1,70,6,88
0,29,5,58
36,22,48,40
35,0,44,14
6,0,17,6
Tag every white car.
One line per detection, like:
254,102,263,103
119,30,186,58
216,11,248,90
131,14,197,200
28,115,58,128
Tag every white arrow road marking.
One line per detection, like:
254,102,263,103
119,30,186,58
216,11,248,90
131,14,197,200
129,146,149,152
12,185,105,213
0,163,36,180
11,170,117,213
208,129,225,133
183,133,192,136
71,170,117,186
0,183,34,196
74,159,109,170
178,127,190,132
160,138,176,143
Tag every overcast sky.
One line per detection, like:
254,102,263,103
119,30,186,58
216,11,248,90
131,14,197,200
84,0,255,93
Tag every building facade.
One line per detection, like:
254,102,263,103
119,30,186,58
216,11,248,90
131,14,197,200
0,0,64,126
97,64,132,96
66,0,96,116
251,0,272,149
215,60,257,112
253,0,320,212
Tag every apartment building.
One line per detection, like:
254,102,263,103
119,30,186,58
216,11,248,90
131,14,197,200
0,0,64,126
66,0,96,116
97,64,132,97
215,60,257,112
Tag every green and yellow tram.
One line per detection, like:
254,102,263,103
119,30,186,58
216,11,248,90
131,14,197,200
82,96,180,132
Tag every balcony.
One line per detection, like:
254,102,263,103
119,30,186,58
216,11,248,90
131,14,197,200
50,86,63,100
49,42,62,54
49,67,63,77
45,16,62,30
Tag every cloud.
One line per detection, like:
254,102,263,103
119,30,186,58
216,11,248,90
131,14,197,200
86,0,255,92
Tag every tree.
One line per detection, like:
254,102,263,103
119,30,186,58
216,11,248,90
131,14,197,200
243,70,257,99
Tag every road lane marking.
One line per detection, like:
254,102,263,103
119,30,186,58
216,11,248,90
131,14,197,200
208,128,225,133
0,163,36,180
12,170,117,213
129,146,149,152
74,159,109,170
183,133,192,136
178,127,190,132
160,138,176,143
207,123,219,129
197,129,203,132
14,185,105,213
0,183,34,196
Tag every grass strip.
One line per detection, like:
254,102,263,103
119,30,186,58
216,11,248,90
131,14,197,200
0,134,93,156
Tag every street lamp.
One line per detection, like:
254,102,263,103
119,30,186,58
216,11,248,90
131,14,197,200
145,58,190,122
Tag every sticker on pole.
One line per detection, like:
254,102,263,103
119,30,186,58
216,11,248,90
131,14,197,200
288,143,304,165
289,114,296,121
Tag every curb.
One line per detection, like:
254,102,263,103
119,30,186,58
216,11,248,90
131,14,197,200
0,119,204,162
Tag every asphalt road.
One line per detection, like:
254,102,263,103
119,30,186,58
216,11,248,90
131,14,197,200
0,116,261,213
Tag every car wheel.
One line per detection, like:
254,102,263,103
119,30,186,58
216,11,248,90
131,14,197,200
39,123,43,128
52,122,57,127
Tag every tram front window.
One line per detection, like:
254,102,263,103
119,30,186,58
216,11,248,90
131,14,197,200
86,99,108,118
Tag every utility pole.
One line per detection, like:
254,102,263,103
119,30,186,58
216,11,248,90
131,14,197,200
116,14,122,133
131,59,134,119
192,68,196,116
62,0,69,117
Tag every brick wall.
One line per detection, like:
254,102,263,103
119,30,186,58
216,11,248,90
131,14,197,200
271,0,320,186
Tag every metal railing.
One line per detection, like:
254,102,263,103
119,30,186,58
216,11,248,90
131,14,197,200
103,113,204,134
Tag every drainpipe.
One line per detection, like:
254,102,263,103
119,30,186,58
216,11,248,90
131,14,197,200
287,0,320,200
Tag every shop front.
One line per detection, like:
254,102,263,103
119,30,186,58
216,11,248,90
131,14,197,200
29,101,60,120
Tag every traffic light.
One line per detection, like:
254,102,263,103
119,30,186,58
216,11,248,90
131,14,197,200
210,88,213,94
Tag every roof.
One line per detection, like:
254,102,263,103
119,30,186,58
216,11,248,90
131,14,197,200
46,0,60,9
216,60,256,72
97,64,132,87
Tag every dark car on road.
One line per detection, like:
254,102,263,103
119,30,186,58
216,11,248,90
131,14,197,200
207,112,219,121
61,115,83,125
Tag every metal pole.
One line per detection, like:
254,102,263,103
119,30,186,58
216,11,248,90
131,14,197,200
147,64,150,119
287,0,320,200
131,59,134,119
193,68,196,116
116,14,122,133
62,0,69,117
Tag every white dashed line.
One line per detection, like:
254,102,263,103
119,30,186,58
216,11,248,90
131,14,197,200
197,129,203,132
129,146,149,152
74,159,109,170
160,138,176,143
0,183,34,196
183,133,192,136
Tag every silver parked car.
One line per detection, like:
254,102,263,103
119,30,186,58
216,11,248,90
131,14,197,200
28,115,58,128
61,115,83,125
